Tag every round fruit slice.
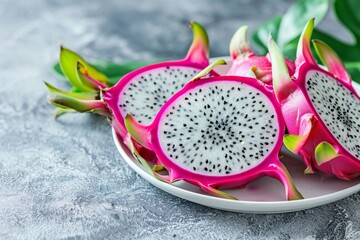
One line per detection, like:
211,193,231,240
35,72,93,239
125,63,303,200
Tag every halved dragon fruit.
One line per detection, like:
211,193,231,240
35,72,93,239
46,21,216,165
269,18,360,179
124,61,303,200
227,26,295,84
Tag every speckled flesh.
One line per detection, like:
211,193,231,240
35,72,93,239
305,70,360,159
158,81,278,176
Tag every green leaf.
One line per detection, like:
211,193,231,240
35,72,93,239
334,0,360,41
251,0,360,83
344,63,360,84
252,15,282,55
53,59,162,85
252,0,328,54
282,37,299,60
277,0,329,48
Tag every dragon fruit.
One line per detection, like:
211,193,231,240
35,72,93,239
124,60,303,200
46,21,216,166
227,26,295,84
268,18,360,179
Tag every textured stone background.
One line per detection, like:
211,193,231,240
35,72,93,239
0,0,359,239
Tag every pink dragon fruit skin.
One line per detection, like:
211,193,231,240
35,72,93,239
227,26,295,84
269,18,360,179
124,62,303,200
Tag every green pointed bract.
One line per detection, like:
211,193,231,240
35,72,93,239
45,82,110,116
191,59,226,81
229,26,252,59
295,18,316,66
124,135,156,178
76,61,107,90
312,39,352,85
125,135,174,183
124,114,152,150
268,35,297,102
185,21,209,65
60,46,110,91
315,141,340,166
284,134,306,154
199,184,237,200
54,108,77,119
45,82,98,100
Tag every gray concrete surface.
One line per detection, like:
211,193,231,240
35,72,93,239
0,0,359,239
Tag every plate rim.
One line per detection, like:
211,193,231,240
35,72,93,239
113,129,360,213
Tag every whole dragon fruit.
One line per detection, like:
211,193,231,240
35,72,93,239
124,60,303,200
268,18,360,179
46,21,217,166
227,26,295,84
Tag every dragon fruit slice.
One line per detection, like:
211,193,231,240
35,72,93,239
124,60,303,200
269,18,360,179
227,26,295,84
46,22,216,165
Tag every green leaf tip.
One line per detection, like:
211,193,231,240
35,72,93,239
315,141,340,166
296,18,316,66
76,61,108,90
53,107,77,119
188,21,209,49
191,59,226,81
186,21,209,65
44,81,109,117
60,46,110,92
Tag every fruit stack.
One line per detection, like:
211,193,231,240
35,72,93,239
45,19,360,201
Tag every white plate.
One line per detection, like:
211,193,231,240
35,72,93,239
112,58,360,214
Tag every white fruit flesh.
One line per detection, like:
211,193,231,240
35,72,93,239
158,81,279,176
